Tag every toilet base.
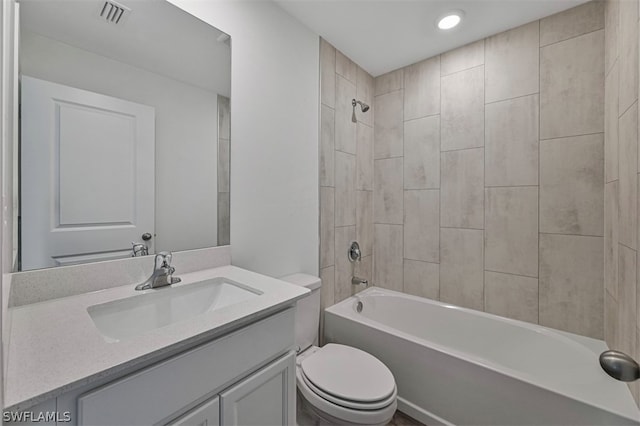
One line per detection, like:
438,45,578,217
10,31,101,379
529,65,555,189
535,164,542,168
296,391,392,426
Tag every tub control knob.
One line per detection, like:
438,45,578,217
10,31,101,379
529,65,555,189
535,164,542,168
599,350,640,382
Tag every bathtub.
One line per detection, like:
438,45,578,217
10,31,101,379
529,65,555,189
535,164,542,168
324,287,640,426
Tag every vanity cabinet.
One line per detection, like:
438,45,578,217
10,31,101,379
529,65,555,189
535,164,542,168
220,351,295,425
168,396,220,426
41,307,297,426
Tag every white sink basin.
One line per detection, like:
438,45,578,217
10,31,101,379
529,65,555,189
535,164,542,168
87,278,262,342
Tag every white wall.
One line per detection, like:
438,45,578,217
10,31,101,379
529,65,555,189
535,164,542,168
20,31,218,254
169,0,320,278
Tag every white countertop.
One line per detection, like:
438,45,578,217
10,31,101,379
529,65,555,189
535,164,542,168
4,265,308,411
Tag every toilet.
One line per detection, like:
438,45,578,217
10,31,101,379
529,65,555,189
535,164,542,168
281,274,397,426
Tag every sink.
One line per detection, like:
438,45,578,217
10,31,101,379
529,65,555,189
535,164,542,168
87,278,262,342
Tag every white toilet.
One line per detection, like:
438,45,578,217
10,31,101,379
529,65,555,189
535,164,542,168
281,274,397,426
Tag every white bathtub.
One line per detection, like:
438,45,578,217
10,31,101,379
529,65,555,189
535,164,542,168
324,287,640,426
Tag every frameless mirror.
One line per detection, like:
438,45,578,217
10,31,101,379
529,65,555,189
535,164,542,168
16,0,231,271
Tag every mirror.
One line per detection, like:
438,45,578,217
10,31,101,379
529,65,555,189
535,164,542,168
16,0,231,271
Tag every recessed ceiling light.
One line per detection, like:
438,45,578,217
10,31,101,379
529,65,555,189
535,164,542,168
437,11,464,30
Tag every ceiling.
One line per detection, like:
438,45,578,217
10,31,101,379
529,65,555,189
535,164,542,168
19,0,231,96
274,0,591,77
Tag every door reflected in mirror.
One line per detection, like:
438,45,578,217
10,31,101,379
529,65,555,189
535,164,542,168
17,0,231,271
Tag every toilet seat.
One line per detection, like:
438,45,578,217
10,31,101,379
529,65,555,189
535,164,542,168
295,344,397,425
300,368,397,410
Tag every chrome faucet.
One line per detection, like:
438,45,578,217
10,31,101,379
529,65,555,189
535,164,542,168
135,252,181,290
352,276,369,287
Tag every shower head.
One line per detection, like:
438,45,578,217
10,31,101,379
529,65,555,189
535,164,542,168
351,99,370,123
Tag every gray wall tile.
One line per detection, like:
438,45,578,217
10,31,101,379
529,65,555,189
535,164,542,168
403,260,439,300
485,187,539,277
617,243,637,356
375,69,404,96
605,181,619,299
539,233,603,338
604,0,619,75
441,148,484,229
605,62,619,183
356,190,373,257
618,0,638,113
320,266,335,310
374,90,404,159
320,104,335,187
335,152,356,227
356,66,374,126
404,56,440,120
540,1,604,47
374,157,404,224
334,226,356,302
320,38,336,108
441,66,485,151
619,103,637,249
335,76,357,154
485,21,540,103
485,94,539,187
404,190,439,263
440,40,484,76
440,228,484,311
404,115,440,189
218,138,230,193
484,271,539,323
217,192,230,246
374,224,403,291
356,123,373,190
540,30,604,139
336,49,357,83
540,134,604,236
320,187,335,268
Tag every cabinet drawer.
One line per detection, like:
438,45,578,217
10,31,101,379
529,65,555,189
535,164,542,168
78,308,294,426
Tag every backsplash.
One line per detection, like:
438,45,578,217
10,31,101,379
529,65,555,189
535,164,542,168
320,1,606,340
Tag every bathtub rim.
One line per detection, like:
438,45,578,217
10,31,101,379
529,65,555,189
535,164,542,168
324,287,640,423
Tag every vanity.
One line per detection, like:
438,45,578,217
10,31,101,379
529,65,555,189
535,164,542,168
4,249,308,425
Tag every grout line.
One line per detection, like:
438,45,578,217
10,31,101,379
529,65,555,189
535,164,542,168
539,232,604,238
539,27,604,49
618,99,638,120
440,226,485,231
440,145,484,154
484,269,539,280
403,113,440,124
484,92,540,106
540,131,605,142
439,63,484,78
537,27,541,324
482,47,487,313
485,184,539,189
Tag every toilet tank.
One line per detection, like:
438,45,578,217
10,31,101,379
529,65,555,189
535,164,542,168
280,274,321,352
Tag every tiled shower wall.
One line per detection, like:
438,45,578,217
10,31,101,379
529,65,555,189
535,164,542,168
319,39,375,312
604,0,640,405
320,3,607,338
367,1,605,339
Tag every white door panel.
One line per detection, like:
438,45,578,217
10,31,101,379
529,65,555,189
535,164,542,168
21,76,155,269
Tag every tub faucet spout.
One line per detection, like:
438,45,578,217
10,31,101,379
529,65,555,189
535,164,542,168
352,276,368,287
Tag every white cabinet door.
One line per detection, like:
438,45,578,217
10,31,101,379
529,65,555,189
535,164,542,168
220,352,296,426
20,75,155,269
168,396,220,426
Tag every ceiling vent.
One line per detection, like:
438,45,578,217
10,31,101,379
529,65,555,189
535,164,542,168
98,0,131,25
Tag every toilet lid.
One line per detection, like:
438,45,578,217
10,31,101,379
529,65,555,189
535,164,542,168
300,344,395,403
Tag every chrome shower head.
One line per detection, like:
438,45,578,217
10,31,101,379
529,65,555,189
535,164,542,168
351,99,370,123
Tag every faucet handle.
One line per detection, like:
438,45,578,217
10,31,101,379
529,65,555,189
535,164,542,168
155,251,173,268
